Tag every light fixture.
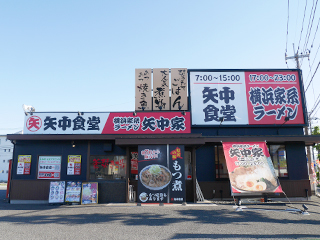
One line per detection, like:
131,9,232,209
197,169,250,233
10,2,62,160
301,204,309,215
133,112,137,116
158,106,162,111
22,104,36,116
219,117,224,126
280,116,290,127
181,111,186,116
78,112,83,116
71,141,75,148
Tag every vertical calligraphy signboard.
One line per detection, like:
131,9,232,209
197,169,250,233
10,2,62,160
153,68,170,111
169,145,185,203
222,142,282,196
171,68,188,110
135,68,152,111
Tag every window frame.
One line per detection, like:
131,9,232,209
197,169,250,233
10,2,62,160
215,145,229,180
268,144,288,178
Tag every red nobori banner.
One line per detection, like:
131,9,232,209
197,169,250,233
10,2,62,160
222,142,282,195
245,71,304,125
23,112,190,134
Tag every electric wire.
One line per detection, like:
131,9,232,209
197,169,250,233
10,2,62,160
309,96,320,117
308,89,320,117
301,0,319,68
305,41,320,83
312,102,320,117
305,61,320,92
286,0,290,54
310,16,320,48
298,0,308,52
302,0,317,53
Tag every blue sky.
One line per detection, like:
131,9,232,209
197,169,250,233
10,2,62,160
1,0,320,134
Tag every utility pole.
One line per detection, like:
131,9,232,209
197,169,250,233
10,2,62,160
285,44,309,68
286,44,314,195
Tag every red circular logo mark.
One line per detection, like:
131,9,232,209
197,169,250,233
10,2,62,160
26,116,42,132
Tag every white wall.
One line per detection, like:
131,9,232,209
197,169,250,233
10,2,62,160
0,135,13,182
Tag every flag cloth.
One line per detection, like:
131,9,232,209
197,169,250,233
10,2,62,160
222,142,282,196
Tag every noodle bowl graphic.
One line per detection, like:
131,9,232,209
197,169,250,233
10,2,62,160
139,164,172,190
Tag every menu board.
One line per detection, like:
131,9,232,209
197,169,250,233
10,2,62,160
137,145,185,204
49,181,65,203
17,155,31,175
38,156,61,179
81,182,98,204
67,155,81,175
65,181,82,203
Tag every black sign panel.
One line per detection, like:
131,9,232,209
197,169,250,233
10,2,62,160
169,145,185,203
137,145,185,203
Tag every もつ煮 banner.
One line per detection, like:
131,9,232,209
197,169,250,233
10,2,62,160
222,142,282,196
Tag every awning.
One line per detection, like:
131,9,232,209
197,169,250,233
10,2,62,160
6,134,320,146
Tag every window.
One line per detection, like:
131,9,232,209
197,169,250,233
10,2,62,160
215,146,228,179
269,145,288,178
4,149,6,152
6,170,8,173
2,160,5,163
184,151,192,180
89,155,127,180
8,149,10,152
1,170,4,173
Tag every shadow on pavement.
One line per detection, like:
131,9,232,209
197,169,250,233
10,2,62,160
0,205,319,227
170,233,320,239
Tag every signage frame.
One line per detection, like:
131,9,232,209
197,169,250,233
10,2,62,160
188,69,308,127
37,155,62,180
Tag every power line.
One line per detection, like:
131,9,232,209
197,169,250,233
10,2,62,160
286,0,290,54
302,0,317,52
310,16,320,48
309,96,320,117
305,41,320,82
298,0,308,52
305,60,320,92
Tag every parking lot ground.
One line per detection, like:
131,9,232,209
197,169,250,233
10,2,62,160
1,186,320,240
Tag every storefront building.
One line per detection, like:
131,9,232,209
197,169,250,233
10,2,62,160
7,69,320,204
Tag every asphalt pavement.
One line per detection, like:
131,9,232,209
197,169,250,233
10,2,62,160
0,185,320,240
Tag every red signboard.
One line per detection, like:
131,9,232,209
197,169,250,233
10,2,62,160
102,112,191,134
190,69,305,126
245,71,304,125
222,142,282,195
23,112,191,134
